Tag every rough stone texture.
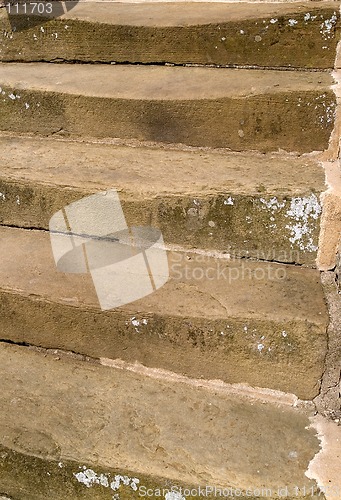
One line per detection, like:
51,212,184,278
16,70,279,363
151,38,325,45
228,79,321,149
0,135,325,265
0,225,329,399
0,445,225,500
0,343,324,498
0,63,336,153
314,272,341,418
317,161,341,270
0,2,340,68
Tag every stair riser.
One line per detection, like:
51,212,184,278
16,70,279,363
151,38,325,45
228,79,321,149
0,284,326,400
0,87,336,153
0,179,322,265
0,6,339,69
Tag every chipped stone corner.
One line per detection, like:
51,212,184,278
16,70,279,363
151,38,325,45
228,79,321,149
305,415,341,500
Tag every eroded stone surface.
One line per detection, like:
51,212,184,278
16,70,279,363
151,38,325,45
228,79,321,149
306,415,341,500
0,135,325,264
0,226,329,399
0,64,336,153
317,161,341,270
0,343,324,498
0,2,339,68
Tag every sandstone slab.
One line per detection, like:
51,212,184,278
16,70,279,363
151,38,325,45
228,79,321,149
0,63,336,153
0,2,339,69
0,135,326,265
0,343,325,498
0,226,329,399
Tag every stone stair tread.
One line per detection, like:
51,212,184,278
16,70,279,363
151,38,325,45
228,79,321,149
0,343,322,497
59,1,339,27
0,135,326,265
1,1,339,68
0,225,328,398
0,135,325,196
0,63,336,153
0,62,333,99
0,226,327,323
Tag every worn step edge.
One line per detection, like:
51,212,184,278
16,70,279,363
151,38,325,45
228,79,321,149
0,135,326,265
0,225,329,399
0,1,340,69
0,342,326,498
0,63,336,153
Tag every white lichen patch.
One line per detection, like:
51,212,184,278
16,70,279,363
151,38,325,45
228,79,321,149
257,343,265,352
259,197,286,211
224,196,234,206
320,12,338,40
316,97,336,127
288,19,298,27
304,13,317,23
74,469,109,488
127,316,148,333
74,468,140,494
284,194,321,252
165,493,185,500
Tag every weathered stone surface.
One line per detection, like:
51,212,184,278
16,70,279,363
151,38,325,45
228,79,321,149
317,161,341,270
0,343,325,498
306,415,341,500
0,135,325,265
0,64,336,153
0,226,328,399
0,2,339,68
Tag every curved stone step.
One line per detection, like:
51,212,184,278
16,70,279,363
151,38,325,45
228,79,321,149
0,225,328,399
0,1,339,69
0,135,325,265
0,343,326,499
0,63,336,153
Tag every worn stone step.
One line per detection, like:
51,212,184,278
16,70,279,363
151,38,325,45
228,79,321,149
0,63,336,153
0,1,340,69
0,343,327,498
0,225,328,399
0,135,326,265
